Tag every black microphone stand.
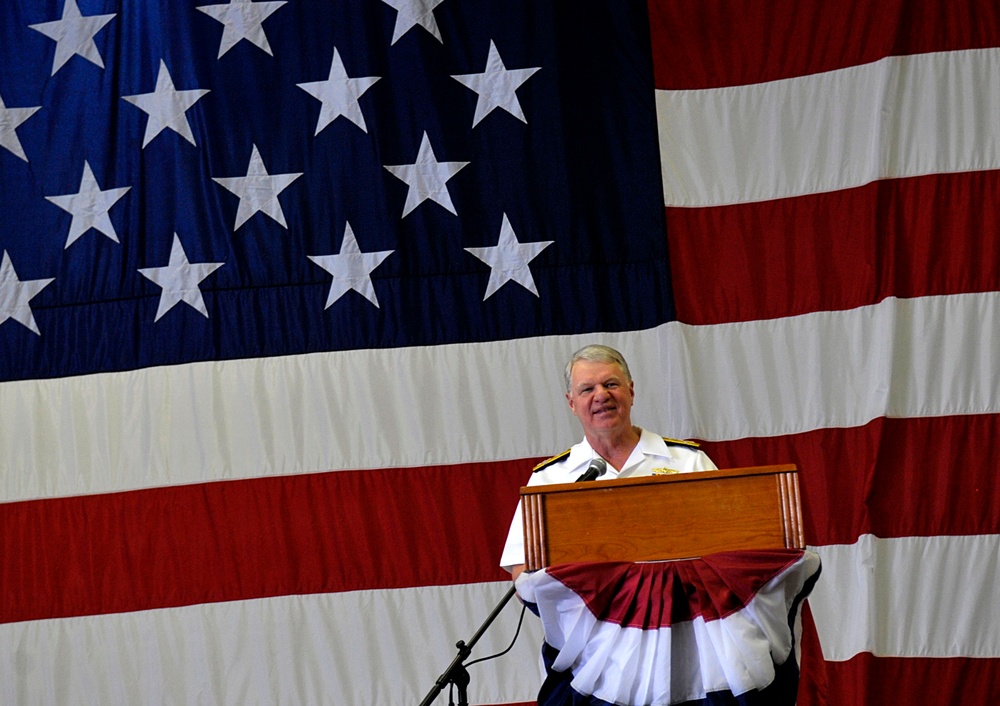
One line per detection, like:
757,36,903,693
417,584,518,706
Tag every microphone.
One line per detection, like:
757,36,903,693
576,458,607,482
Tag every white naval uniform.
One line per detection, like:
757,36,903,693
499,427,717,572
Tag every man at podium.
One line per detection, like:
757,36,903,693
496,346,817,706
499,344,717,579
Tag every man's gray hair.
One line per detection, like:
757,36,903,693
564,344,632,392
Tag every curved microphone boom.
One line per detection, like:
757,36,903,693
576,458,607,482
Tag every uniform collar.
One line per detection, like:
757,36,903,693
620,427,662,475
565,439,598,473
637,428,674,458
570,426,665,475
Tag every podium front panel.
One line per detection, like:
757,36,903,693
521,465,802,570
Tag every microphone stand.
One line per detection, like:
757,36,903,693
418,584,518,706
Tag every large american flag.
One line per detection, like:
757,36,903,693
2,1,998,704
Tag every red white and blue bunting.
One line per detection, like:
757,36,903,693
516,550,822,705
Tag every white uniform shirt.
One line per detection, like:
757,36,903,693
499,427,717,571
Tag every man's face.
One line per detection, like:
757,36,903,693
566,359,635,436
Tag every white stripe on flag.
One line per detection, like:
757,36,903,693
654,291,1000,441
0,581,543,706
4,292,1000,501
657,48,1000,206
810,533,1000,661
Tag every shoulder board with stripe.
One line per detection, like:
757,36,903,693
533,449,571,472
662,437,701,449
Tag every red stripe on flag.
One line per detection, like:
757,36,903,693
6,412,998,623
0,460,537,624
699,413,1000,546
648,0,1000,90
804,652,1000,705
666,171,1000,325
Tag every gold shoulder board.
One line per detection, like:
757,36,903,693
533,449,571,472
662,437,701,449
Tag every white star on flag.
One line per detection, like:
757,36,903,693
138,234,224,322
0,251,54,336
465,213,553,300
381,0,447,45
45,161,131,249
0,93,41,162
451,40,540,127
297,47,381,135
196,0,288,58
213,144,303,230
28,0,115,76
384,131,469,218
122,60,210,147
308,222,394,308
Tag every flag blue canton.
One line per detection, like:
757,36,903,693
0,0,672,381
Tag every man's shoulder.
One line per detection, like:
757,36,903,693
532,449,572,473
661,436,702,449
641,430,714,470
637,427,703,452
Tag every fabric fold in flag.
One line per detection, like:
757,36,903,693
516,550,821,706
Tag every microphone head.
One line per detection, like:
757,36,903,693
576,457,607,482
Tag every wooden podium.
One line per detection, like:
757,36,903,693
521,465,803,571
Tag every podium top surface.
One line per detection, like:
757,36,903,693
520,463,798,495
